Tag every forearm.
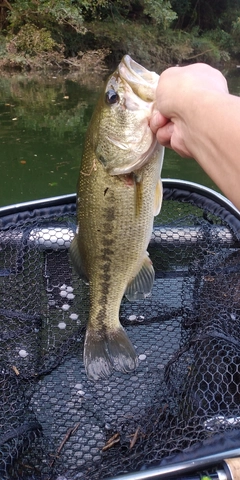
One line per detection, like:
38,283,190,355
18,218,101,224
178,90,240,209
150,64,240,210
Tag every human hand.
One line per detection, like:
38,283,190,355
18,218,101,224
150,63,229,157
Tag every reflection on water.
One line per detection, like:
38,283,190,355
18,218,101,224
0,67,239,207
0,71,104,207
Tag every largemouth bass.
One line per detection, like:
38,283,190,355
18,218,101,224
70,55,164,381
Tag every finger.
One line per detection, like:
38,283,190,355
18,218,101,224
155,122,174,147
150,111,169,134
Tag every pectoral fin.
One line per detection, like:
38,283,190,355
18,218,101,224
125,253,155,301
69,235,89,283
154,178,163,216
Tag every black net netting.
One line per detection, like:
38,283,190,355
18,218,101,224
0,180,240,480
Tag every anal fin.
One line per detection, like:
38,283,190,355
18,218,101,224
125,253,155,301
69,235,89,283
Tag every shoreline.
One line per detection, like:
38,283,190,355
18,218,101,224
0,47,238,76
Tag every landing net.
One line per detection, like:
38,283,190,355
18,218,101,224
0,180,240,480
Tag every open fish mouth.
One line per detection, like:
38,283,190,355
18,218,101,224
119,55,159,102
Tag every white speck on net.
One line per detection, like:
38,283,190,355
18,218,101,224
19,349,28,358
76,390,85,396
48,299,56,307
67,293,75,300
58,322,66,329
128,314,137,321
60,284,67,291
74,383,83,389
70,313,78,320
66,286,74,292
138,354,147,361
62,304,70,311
60,290,68,297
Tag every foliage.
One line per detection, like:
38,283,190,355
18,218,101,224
168,0,240,60
205,28,233,57
12,24,56,55
170,0,240,30
231,17,240,55
190,35,229,63
1,0,240,68
143,0,177,29
75,0,129,21
87,20,166,69
7,0,85,33
70,0,177,27
88,21,201,68
5,0,87,60
0,34,7,57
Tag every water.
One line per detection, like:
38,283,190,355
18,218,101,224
0,67,239,208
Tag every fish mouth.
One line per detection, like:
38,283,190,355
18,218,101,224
99,55,160,176
118,55,159,102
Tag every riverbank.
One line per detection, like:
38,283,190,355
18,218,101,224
0,47,112,74
0,17,238,74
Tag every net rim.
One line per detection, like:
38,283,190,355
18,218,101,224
0,178,238,217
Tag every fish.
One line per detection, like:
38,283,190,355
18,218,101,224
70,55,164,381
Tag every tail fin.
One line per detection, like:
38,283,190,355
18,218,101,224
84,326,138,381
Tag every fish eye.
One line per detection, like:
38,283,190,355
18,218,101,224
105,89,119,105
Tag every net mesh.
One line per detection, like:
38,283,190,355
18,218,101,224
0,183,240,480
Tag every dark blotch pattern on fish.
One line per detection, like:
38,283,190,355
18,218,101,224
95,200,116,324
